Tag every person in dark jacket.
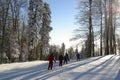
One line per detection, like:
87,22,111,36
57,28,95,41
64,53,69,64
64,56,67,64
76,53,80,61
48,53,55,70
59,54,63,67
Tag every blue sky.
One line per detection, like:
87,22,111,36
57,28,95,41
44,0,78,48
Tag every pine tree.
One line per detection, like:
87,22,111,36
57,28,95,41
40,3,52,59
60,43,65,55
27,0,43,60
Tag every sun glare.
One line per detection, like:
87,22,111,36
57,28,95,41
116,7,120,14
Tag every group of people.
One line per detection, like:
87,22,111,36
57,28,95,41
48,53,80,70
58,53,69,67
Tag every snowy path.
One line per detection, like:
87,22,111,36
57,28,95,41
0,55,120,80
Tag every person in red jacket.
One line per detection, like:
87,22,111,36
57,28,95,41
48,53,55,70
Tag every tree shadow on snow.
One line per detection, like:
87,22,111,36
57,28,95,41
0,56,108,80
73,55,119,80
114,69,120,80
0,62,48,80
34,56,104,80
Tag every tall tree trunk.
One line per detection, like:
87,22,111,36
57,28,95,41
113,17,116,54
88,0,92,57
0,0,10,63
100,0,103,56
109,0,113,54
104,0,109,55
10,0,20,62
91,28,94,57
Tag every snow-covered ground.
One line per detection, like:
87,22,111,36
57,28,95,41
0,55,120,80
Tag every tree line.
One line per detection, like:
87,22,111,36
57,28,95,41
0,0,52,63
71,0,120,58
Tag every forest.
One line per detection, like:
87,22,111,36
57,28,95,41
71,0,120,58
0,0,120,64
0,0,52,63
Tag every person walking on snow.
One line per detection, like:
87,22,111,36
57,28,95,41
48,53,55,70
59,54,63,67
76,53,80,61
64,53,68,64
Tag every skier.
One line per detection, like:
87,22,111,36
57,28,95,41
48,53,55,70
64,53,68,64
76,53,80,61
59,54,63,67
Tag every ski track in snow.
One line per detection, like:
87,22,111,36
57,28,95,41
0,55,120,80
